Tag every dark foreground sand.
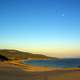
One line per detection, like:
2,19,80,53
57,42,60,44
0,61,80,80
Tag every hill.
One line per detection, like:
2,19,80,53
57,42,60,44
0,49,57,60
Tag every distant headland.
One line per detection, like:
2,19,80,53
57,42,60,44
0,49,58,61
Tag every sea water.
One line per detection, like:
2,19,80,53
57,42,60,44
23,58,80,68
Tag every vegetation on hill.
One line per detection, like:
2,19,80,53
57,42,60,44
0,49,57,60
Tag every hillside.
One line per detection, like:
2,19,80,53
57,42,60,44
0,49,57,60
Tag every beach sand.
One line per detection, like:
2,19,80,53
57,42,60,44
0,60,80,80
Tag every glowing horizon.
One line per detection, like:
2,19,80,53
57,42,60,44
0,42,80,58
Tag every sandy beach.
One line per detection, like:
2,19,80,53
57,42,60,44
0,60,80,80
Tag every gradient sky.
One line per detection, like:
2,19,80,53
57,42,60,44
0,0,80,58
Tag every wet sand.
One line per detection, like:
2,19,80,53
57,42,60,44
0,61,80,80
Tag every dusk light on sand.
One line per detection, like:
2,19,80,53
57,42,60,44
0,0,80,80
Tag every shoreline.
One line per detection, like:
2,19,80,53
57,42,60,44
8,60,80,72
8,60,62,72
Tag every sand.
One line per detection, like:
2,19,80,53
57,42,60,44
0,60,80,80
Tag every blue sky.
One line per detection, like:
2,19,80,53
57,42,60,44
0,0,80,57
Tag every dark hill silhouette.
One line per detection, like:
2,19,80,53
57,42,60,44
0,54,9,61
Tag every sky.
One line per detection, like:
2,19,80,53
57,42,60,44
0,0,80,58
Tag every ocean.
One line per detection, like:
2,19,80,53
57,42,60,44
23,59,80,68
